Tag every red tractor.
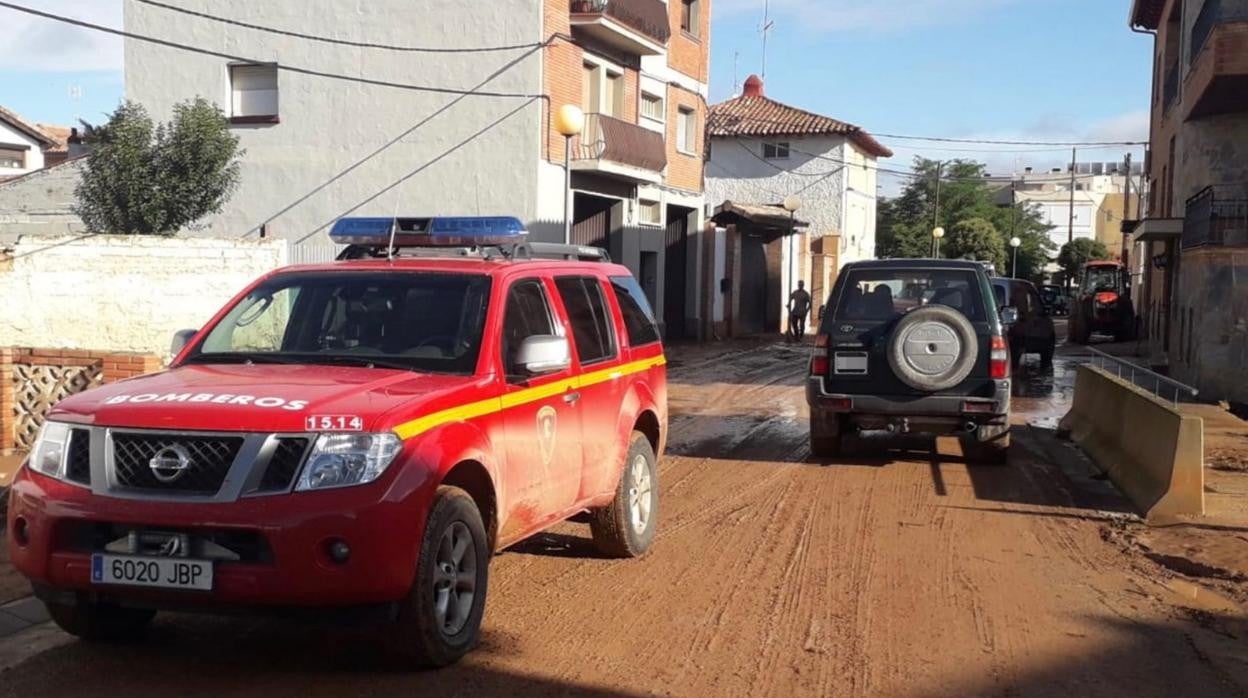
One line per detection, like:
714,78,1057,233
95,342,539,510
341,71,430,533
1068,260,1135,344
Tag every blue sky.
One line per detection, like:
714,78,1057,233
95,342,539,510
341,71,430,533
1,0,1151,182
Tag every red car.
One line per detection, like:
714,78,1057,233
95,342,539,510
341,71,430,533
6,217,667,666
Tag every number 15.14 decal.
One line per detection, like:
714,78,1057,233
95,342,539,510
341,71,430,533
305,415,364,431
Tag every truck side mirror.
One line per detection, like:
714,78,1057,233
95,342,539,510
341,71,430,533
516,335,571,375
170,329,198,357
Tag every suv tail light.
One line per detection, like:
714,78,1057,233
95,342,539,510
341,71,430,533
810,335,830,376
990,336,1009,379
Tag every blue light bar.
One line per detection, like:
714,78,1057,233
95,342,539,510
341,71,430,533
329,216,528,247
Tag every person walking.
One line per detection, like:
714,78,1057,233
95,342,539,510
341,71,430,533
787,280,812,343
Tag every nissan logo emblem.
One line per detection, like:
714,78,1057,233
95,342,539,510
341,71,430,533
149,444,193,483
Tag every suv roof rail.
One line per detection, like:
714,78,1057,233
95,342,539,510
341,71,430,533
334,241,611,263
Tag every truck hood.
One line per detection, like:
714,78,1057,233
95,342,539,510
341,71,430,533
47,364,479,433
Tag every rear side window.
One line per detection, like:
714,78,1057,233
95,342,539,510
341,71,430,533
501,279,557,377
555,277,617,365
610,275,661,346
834,268,986,322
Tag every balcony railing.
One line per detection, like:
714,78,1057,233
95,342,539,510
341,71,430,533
571,113,667,181
1191,0,1248,63
1163,61,1180,113
1183,185,1248,248
570,0,672,45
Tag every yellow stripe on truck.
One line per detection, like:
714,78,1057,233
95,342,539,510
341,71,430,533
392,355,666,441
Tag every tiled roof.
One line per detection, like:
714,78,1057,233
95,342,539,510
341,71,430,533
0,106,56,147
708,92,893,158
36,124,72,154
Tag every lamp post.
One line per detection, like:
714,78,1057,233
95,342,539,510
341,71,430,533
1009,236,1021,278
931,226,945,258
782,195,801,299
554,104,585,245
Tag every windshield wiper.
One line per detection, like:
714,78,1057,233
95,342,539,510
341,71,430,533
299,355,419,372
183,352,300,365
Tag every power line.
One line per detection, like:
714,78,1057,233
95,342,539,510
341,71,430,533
0,1,549,99
132,0,542,53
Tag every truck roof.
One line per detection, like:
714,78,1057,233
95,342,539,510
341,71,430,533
273,256,634,279
842,258,990,271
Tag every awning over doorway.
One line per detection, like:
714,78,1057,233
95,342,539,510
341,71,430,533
710,200,809,232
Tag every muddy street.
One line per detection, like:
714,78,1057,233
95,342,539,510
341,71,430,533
2,339,1246,697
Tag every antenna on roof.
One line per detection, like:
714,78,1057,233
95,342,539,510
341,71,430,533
760,0,774,80
732,51,740,94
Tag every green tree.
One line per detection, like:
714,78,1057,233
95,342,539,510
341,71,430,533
1057,238,1111,284
877,158,1055,281
75,99,242,235
945,217,1006,269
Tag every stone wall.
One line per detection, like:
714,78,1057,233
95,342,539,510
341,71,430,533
1170,246,1248,405
0,159,87,244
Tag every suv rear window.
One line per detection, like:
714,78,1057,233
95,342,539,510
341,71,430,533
610,275,661,346
835,268,987,322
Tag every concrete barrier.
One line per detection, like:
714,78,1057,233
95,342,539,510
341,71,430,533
1059,364,1204,523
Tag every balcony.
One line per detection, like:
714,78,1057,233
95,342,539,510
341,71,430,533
1185,0,1248,119
569,0,670,56
570,113,667,184
1183,185,1248,249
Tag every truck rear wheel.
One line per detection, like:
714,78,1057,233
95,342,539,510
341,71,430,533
590,432,659,558
391,485,489,668
46,600,155,642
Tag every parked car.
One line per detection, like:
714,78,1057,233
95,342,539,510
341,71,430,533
807,259,1012,463
1038,284,1068,316
1068,260,1135,343
5,216,667,667
990,277,1056,368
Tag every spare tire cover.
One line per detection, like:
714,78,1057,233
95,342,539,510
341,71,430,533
886,305,979,392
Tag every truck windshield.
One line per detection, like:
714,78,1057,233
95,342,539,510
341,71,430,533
835,268,986,322
190,271,492,374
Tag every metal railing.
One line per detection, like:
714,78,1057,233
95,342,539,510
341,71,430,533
1084,346,1199,405
1183,185,1248,248
1162,61,1180,113
571,113,668,173
570,0,672,44
1191,0,1248,63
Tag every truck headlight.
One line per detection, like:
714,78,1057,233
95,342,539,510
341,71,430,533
29,421,71,480
295,433,402,491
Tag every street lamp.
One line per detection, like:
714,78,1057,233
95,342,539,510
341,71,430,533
554,104,585,245
1009,236,1021,278
931,226,945,258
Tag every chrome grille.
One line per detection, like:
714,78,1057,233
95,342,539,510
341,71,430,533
112,434,244,494
66,428,91,485
256,437,309,492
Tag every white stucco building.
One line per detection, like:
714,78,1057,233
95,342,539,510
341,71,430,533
0,106,58,180
120,0,712,337
705,75,891,325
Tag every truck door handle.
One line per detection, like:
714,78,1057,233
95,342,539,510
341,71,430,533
563,391,581,404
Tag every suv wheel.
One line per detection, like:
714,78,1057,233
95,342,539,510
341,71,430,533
46,600,155,642
590,432,658,558
960,423,1011,465
809,411,844,458
391,485,489,667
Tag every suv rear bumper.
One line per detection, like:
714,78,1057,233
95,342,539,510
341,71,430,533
5,467,424,609
806,376,1010,421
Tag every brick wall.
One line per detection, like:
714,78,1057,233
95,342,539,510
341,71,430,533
668,0,710,82
544,0,579,163
1,347,163,454
666,85,704,192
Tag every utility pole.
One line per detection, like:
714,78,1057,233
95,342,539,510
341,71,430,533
931,160,943,256
1066,147,1077,290
1123,152,1133,263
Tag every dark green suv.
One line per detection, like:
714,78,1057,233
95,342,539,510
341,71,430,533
806,260,1012,463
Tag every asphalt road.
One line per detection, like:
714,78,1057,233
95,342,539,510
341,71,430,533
1,338,1246,697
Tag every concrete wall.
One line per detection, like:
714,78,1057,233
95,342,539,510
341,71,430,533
0,121,45,176
0,159,87,244
124,0,545,243
1170,246,1248,404
840,143,877,267
0,235,287,356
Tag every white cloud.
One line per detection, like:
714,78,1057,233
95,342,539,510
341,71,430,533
715,0,1019,33
0,1,122,72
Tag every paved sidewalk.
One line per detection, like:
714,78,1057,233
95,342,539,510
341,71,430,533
0,597,48,639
